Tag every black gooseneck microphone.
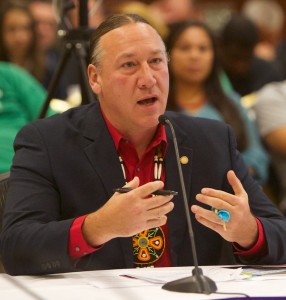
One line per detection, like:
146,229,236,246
158,114,217,294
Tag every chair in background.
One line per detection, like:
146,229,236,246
0,172,9,273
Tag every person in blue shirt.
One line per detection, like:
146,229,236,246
165,20,269,185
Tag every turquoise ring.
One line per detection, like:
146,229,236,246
212,208,230,222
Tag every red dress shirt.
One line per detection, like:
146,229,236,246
68,113,267,264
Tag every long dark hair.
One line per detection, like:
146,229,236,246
0,0,44,81
165,20,248,151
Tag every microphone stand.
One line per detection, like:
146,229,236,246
159,115,217,294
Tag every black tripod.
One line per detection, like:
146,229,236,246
39,0,95,118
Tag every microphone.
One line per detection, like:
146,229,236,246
158,115,217,294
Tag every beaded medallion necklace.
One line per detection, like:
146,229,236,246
118,144,166,267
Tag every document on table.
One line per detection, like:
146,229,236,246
83,265,286,289
236,265,286,281
83,266,247,289
240,265,286,276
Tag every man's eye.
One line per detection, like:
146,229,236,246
122,62,136,68
150,58,163,64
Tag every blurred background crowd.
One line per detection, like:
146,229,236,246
1,0,286,215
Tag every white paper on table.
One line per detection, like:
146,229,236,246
240,265,286,277
83,266,248,289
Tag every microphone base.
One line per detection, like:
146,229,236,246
162,268,217,294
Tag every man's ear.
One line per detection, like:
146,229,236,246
88,64,101,94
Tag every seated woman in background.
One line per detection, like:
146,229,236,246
0,0,44,84
165,20,269,185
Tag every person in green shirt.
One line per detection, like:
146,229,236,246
0,62,55,173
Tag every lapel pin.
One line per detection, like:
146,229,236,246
180,156,189,164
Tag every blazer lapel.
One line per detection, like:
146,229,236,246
82,104,125,196
81,103,133,268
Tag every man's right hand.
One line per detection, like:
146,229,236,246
82,177,175,247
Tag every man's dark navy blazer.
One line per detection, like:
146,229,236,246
1,101,286,275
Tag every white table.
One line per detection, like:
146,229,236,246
1,266,286,300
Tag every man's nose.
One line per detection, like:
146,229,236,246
137,63,157,89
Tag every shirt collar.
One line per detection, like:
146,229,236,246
101,108,167,155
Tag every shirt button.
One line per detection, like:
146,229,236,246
136,167,140,172
75,247,80,252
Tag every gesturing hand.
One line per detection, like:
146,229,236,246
191,170,258,248
82,177,175,247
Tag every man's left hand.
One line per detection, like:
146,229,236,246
191,170,258,248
